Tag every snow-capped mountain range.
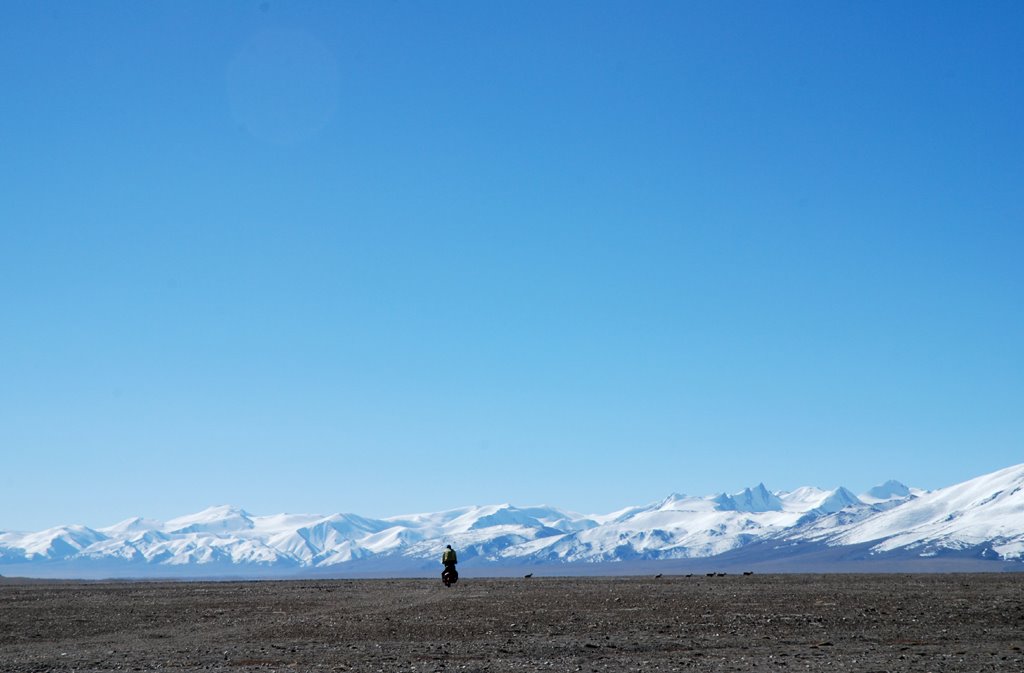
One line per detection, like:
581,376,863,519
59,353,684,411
2,464,1022,578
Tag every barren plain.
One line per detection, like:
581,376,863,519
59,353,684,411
1,573,1022,672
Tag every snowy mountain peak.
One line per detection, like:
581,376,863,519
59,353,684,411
864,479,912,501
13,525,108,560
714,483,783,512
816,487,863,514
98,516,164,535
165,505,255,534
468,506,548,531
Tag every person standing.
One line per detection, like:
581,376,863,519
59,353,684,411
441,544,458,586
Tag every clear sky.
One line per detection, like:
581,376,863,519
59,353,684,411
2,1,1022,532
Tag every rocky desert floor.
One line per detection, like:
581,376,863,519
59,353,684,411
1,573,1022,672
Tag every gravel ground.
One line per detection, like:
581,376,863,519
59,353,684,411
1,573,1022,672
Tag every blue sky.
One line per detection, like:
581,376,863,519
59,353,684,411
2,1,1021,531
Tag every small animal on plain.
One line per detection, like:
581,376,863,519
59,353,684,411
654,573,663,578
685,574,693,578
706,573,715,577
524,573,533,578
716,572,727,577
743,571,754,576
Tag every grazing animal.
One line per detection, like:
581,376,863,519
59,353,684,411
655,573,663,578
685,574,693,578
716,572,727,577
524,573,533,579
706,573,715,577
743,571,754,576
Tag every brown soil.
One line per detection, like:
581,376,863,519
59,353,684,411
1,574,1022,672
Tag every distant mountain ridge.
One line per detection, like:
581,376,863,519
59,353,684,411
2,464,1022,578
